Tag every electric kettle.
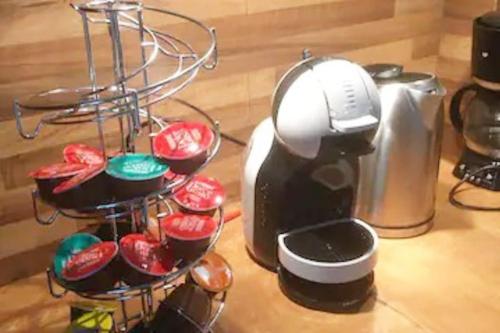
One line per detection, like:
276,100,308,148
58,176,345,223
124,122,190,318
356,64,445,238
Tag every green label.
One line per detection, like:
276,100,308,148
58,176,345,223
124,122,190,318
107,154,168,181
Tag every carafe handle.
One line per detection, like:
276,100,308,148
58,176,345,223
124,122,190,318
450,84,478,133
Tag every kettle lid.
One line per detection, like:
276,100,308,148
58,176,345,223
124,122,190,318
364,63,441,93
364,63,403,79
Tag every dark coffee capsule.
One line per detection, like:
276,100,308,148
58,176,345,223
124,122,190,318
53,163,111,210
30,163,88,204
153,122,214,174
152,284,211,332
160,213,217,263
93,221,135,242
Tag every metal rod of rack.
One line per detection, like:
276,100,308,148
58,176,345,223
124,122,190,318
12,4,216,141
81,10,109,158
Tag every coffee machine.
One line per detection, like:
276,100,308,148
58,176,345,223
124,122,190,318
242,56,381,312
450,11,500,192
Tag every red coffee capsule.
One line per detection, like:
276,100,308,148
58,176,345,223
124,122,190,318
153,122,214,160
160,213,218,263
50,163,110,210
62,242,118,281
160,213,217,241
53,164,105,194
173,175,225,213
120,234,174,276
29,163,88,179
30,163,89,205
64,144,105,166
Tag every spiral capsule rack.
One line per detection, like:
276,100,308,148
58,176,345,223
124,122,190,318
12,1,229,332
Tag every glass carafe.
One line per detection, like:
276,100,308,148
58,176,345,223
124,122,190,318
450,84,500,159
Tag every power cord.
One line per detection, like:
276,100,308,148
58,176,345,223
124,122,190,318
220,132,246,147
449,164,500,211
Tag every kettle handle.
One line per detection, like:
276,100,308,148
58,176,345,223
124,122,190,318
450,84,478,133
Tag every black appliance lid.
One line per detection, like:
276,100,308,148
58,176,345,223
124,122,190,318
478,11,500,29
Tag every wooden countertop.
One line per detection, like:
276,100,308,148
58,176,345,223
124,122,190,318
2,158,500,333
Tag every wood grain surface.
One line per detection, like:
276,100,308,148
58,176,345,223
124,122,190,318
437,0,500,97
2,2,500,331
2,158,500,333
0,0,447,285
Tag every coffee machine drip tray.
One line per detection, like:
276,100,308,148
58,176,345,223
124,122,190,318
454,147,500,191
277,218,378,313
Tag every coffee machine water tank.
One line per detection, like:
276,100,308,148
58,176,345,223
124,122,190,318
242,57,381,269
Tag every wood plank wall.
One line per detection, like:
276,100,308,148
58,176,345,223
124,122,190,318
0,0,444,285
437,0,500,97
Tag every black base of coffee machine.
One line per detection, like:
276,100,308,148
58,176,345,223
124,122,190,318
278,267,375,313
453,147,500,191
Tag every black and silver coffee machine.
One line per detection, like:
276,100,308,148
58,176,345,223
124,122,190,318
242,56,381,312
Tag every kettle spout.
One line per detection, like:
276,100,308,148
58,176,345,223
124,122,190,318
419,89,446,111
405,80,446,130
411,75,446,102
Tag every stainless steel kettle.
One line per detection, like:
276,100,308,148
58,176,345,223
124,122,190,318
355,64,446,238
